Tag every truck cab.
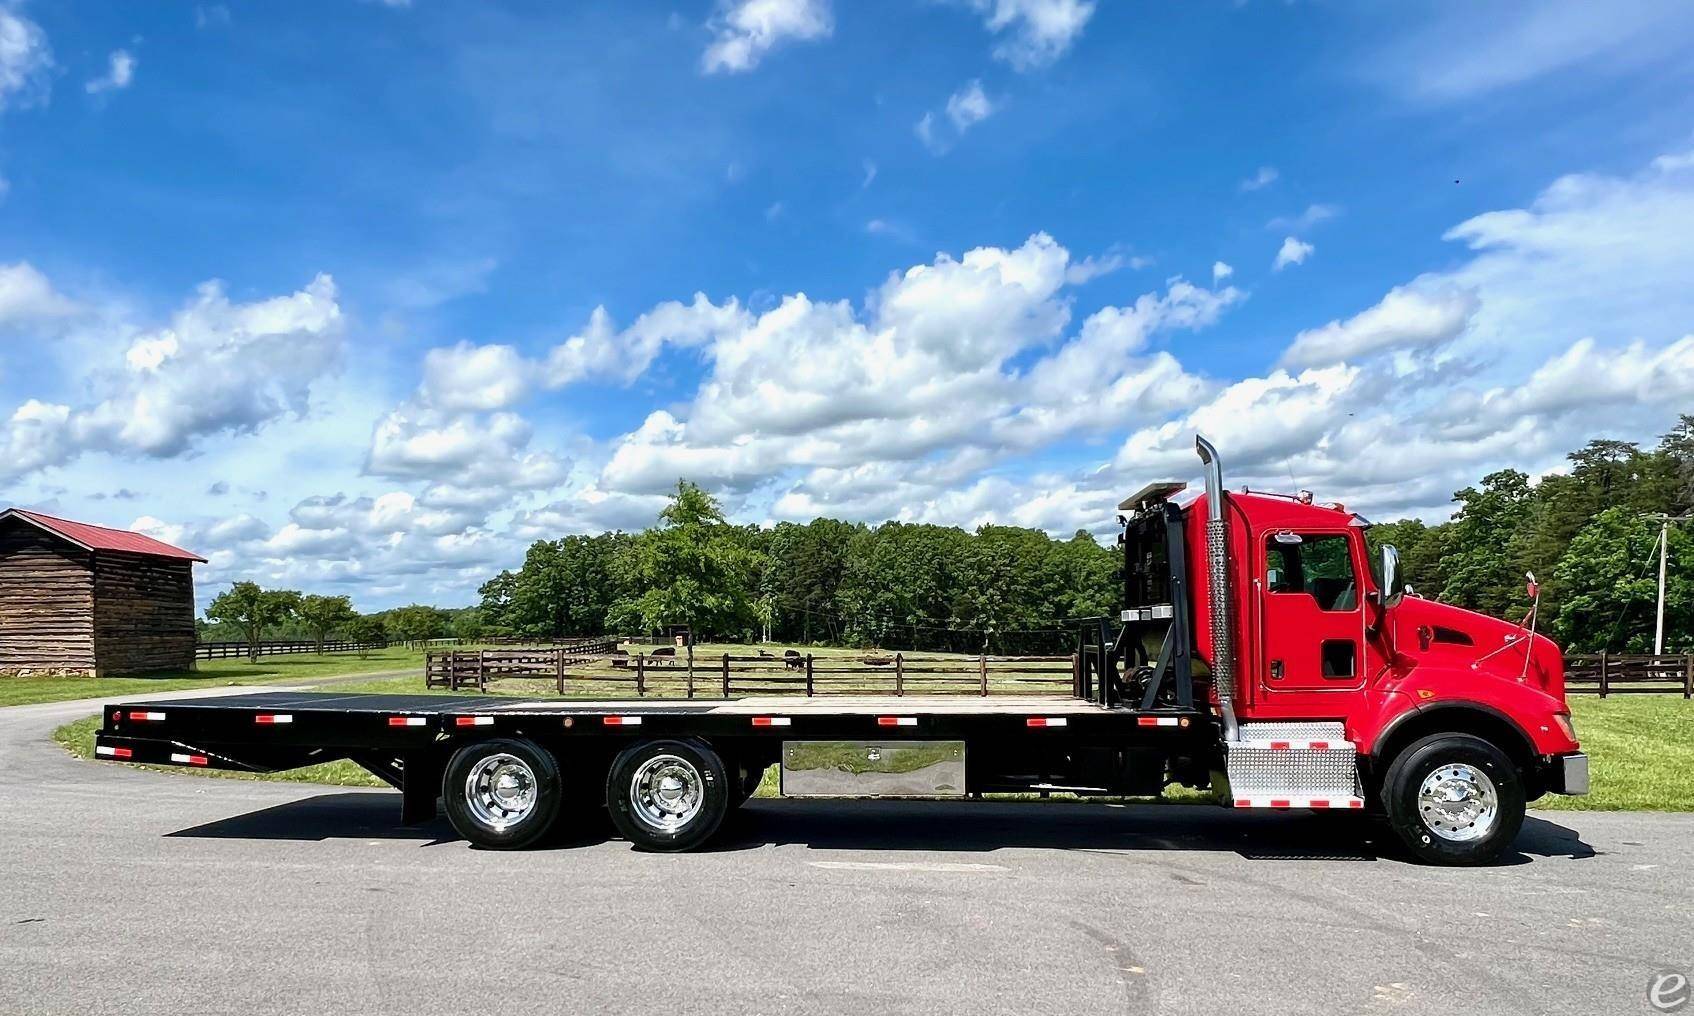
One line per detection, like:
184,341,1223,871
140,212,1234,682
1108,437,1589,863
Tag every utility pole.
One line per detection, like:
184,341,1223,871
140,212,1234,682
1646,512,1691,657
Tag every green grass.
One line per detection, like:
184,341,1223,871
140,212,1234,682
1533,696,1694,812
0,647,426,708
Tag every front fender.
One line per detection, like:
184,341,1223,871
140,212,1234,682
1370,665,1578,756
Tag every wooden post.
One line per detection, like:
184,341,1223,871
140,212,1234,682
979,653,988,696
556,647,565,695
1071,652,1081,698
478,649,488,693
1684,654,1692,700
805,654,814,697
687,642,695,700
1599,651,1609,698
895,653,904,697
722,653,731,698
636,653,646,697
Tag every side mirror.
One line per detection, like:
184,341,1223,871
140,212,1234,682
1379,544,1405,607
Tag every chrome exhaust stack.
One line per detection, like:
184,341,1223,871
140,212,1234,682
1195,435,1239,742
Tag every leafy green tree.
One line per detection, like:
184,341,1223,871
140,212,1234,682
205,582,303,662
386,604,451,643
607,482,765,639
1553,507,1692,652
345,615,387,656
763,518,862,642
1438,470,1536,620
452,608,486,643
297,594,358,653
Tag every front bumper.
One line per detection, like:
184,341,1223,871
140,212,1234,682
1547,752,1589,796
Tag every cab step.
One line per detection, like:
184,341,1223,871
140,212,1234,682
1225,722,1361,807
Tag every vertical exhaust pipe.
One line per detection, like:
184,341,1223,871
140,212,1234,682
1195,435,1239,741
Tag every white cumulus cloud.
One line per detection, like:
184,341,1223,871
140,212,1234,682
701,0,833,74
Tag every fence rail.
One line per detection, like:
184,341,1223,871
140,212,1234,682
424,645,1079,698
1564,653,1693,698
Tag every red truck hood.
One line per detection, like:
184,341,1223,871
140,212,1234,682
1390,595,1566,700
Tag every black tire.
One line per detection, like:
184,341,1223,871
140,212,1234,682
606,739,730,852
1382,733,1525,866
442,738,562,850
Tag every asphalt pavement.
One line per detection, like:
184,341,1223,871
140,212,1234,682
1,690,1689,1016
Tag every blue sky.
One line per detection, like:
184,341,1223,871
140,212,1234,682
2,0,1693,610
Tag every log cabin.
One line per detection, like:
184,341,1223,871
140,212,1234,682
0,508,206,677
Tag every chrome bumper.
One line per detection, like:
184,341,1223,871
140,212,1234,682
1550,752,1589,796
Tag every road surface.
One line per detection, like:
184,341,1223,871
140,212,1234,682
1,691,1688,1016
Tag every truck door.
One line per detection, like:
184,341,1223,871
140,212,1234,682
1257,531,1367,695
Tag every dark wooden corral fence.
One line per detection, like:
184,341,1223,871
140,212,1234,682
1564,654,1694,698
426,638,622,692
195,639,395,660
426,645,1078,698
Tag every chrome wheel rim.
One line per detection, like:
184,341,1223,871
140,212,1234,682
1417,762,1498,842
630,754,704,833
465,753,538,831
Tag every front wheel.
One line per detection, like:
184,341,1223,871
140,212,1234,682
442,738,562,850
1382,733,1525,865
606,739,730,852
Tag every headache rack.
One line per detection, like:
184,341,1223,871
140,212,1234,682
1076,482,1197,712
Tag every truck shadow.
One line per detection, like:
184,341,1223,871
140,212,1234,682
167,793,1597,864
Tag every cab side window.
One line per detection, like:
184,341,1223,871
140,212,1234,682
1264,534,1357,611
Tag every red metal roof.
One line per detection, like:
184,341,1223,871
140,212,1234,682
0,508,206,562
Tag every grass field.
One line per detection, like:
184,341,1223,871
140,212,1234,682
0,647,426,708
52,689,1694,810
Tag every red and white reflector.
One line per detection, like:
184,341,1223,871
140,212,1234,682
1265,739,1334,751
602,716,643,727
169,752,209,766
1026,717,1068,728
1233,796,1365,810
128,711,166,722
388,716,428,727
877,716,918,727
254,714,293,725
1137,716,1179,727
454,716,494,727
95,745,134,759
750,717,792,727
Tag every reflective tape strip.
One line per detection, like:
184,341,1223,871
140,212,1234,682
877,717,918,727
254,714,293,725
1026,717,1068,728
1269,740,1291,750
1137,717,1179,727
602,716,643,726
170,753,209,766
96,745,133,759
750,717,791,727
388,716,428,727
1233,796,1365,810
454,716,494,727
128,711,166,722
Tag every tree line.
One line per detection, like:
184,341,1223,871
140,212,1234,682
199,585,482,661
475,483,1120,654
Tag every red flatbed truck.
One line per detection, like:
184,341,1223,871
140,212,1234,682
93,436,1587,864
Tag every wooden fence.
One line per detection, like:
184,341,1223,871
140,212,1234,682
426,638,622,692
425,645,1078,698
196,639,394,660
1564,654,1693,698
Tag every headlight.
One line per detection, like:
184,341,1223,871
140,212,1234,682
1553,713,1577,741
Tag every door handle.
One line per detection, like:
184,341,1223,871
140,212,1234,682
1270,660,1284,680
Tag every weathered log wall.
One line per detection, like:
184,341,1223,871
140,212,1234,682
0,519,96,676
92,551,197,676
